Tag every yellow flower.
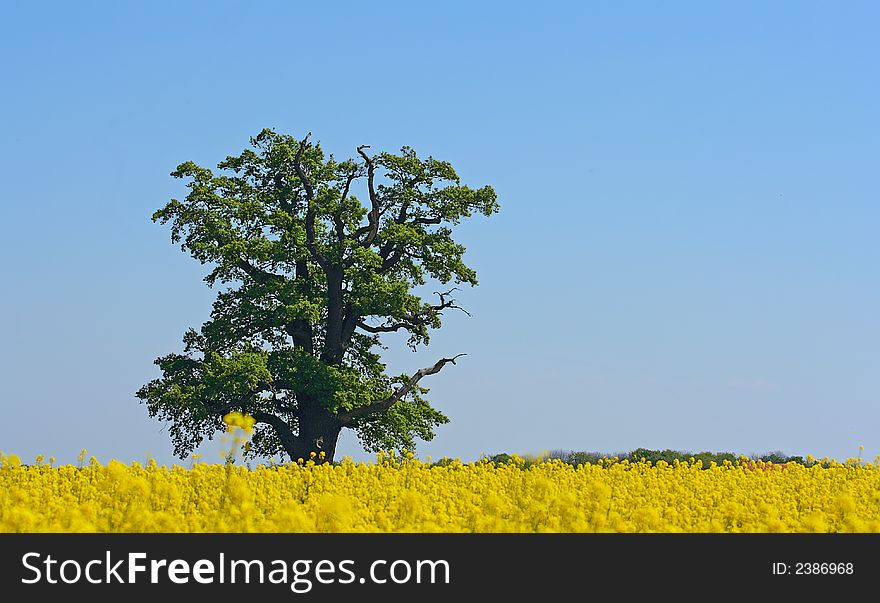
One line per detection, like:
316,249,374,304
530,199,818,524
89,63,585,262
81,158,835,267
222,411,256,434
2,450,879,533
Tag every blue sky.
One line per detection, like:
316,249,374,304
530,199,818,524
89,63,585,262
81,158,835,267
1,1,877,465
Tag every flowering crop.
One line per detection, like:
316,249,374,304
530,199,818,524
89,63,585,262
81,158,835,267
2,453,879,532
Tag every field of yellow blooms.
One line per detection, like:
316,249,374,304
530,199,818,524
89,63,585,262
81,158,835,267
2,452,880,532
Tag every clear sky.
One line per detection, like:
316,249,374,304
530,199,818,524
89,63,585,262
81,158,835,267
1,1,877,466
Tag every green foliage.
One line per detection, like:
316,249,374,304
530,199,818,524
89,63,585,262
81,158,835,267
554,451,606,466
757,451,790,464
487,448,816,469
626,448,740,467
137,129,497,460
486,453,514,465
351,381,449,453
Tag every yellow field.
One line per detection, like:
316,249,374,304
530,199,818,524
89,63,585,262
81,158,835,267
2,452,879,532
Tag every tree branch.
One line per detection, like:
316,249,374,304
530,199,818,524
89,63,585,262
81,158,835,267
430,288,472,316
356,145,381,247
355,288,470,336
293,133,315,200
379,247,405,272
339,170,357,206
251,411,297,438
337,354,466,424
355,321,409,334
211,232,285,283
294,133,329,271
285,321,313,352
237,259,284,283
292,258,314,354
203,380,270,415
203,380,293,416
335,170,358,246
372,200,410,260
373,205,444,273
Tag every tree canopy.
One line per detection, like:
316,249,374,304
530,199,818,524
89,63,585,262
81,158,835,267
136,129,498,462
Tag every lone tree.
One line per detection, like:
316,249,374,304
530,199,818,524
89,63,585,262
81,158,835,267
136,129,498,463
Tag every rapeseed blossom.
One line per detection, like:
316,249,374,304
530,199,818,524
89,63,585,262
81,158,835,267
222,412,256,433
1,453,879,532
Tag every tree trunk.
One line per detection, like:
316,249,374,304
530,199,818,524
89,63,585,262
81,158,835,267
282,409,342,464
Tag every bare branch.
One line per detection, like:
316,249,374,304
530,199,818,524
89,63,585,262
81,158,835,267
355,321,410,334
355,288,471,337
338,354,466,424
433,288,472,317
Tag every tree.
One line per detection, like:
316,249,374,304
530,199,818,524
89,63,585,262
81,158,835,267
136,129,498,463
